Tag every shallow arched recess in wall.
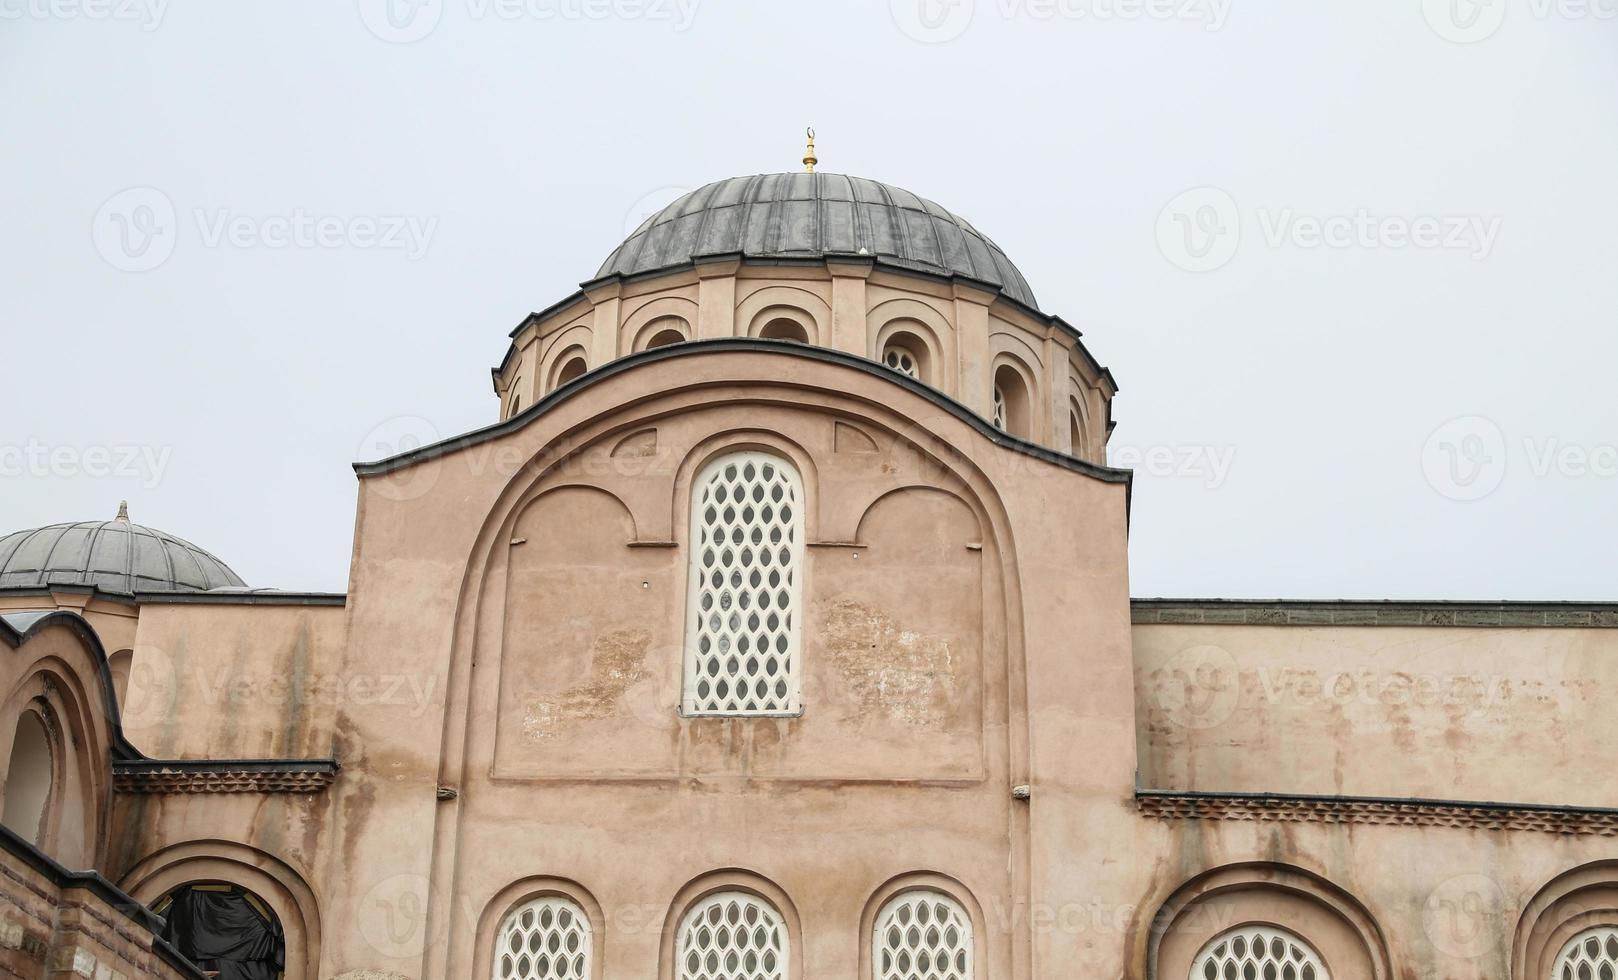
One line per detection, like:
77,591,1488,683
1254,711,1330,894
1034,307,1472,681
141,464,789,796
738,285,831,344
624,295,698,351
989,353,1039,441
121,839,322,980
1144,863,1392,980
868,298,951,392
1514,860,1618,978
473,876,606,980
659,868,803,980
1066,378,1094,461
859,871,989,980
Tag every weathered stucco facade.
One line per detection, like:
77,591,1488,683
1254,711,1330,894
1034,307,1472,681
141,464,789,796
1,170,1615,980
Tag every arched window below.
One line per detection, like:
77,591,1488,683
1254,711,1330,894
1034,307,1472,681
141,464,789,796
646,328,687,349
881,334,933,385
683,452,804,716
1,709,52,846
637,315,692,351
883,345,919,378
157,882,287,980
677,892,787,980
1554,927,1618,980
554,356,588,389
758,317,810,344
991,364,1031,439
494,895,592,980
873,890,972,980
1191,925,1329,980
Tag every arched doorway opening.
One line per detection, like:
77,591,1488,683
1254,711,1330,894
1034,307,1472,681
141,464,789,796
156,882,287,980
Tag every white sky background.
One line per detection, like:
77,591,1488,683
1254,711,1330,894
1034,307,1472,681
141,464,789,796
1,0,1614,598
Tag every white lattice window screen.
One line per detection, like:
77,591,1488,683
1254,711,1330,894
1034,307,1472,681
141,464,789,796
884,346,919,379
1554,926,1618,980
991,386,1008,431
677,892,788,980
683,452,804,715
493,897,591,980
874,890,973,980
1191,926,1329,980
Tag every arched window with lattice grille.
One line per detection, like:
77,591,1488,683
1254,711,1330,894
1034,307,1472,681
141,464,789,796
677,891,788,980
873,890,973,980
1553,926,1618,980
682,452,804,716
493,896,592,980
1190,925,1329,980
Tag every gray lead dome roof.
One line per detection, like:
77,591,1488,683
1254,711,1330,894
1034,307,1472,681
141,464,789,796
598,172,1040,309
0,509,245,594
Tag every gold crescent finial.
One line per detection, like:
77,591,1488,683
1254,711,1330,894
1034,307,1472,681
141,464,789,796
803,127,817,173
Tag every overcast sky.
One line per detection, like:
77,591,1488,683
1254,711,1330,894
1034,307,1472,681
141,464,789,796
2,0,1614,599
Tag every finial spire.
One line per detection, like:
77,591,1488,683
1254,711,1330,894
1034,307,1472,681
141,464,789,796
115,500,130,522
802,127,817,173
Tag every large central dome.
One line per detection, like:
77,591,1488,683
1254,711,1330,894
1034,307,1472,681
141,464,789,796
596,172,1039,310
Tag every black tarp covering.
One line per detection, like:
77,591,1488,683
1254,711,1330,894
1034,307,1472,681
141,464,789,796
158,885,286,980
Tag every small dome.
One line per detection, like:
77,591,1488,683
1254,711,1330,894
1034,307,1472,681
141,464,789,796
597,172,1039,310
0,503,245,594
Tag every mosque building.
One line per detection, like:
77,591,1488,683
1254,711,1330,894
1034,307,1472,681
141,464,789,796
2,140,1615,979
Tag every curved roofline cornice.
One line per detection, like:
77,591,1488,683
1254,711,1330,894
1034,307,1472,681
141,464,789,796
381,338,1131,498
0,585,346,606
3,607,155,762
491,256,1119,395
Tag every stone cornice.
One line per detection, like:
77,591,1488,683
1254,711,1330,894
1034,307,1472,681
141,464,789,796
1138,789,1618,836
1131,598,1618,628
112,759,339,795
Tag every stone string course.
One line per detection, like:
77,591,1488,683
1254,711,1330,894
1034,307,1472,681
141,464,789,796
1139,792,1618,836
1131,600,1618,628
112,766,336,795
